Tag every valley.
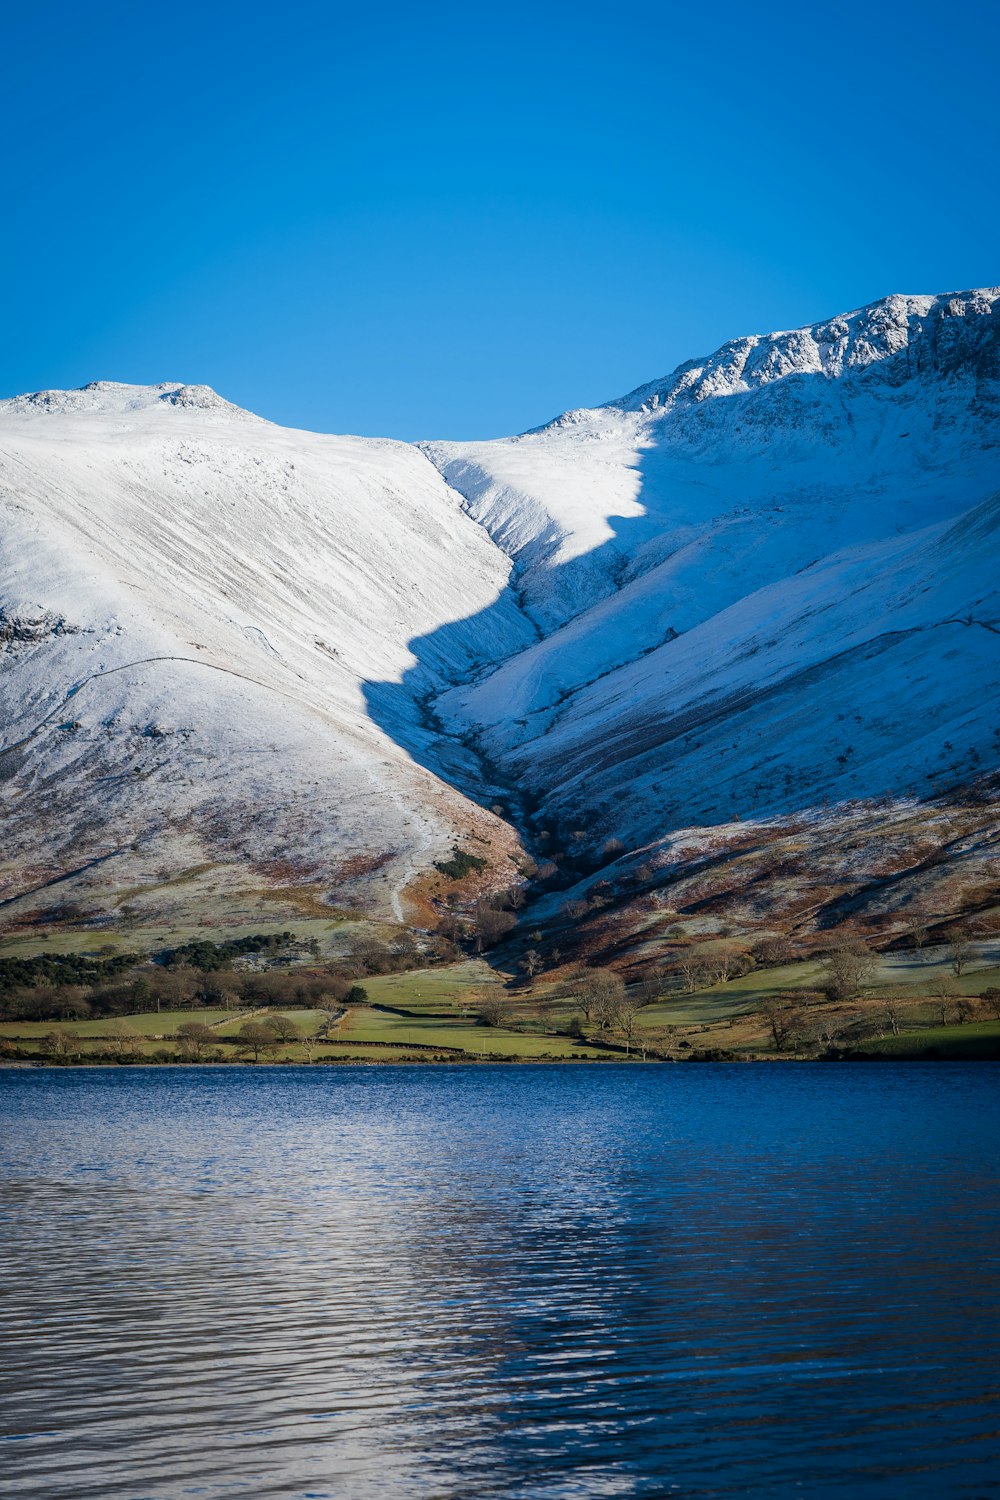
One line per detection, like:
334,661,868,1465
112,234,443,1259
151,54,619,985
1,287,998,1036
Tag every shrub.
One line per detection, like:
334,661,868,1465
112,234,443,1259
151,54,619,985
434,846,487,880
159,933,297,971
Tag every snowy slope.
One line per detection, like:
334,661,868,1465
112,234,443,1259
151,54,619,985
425,289,1000,845
1,288,998,930
0,383,535,919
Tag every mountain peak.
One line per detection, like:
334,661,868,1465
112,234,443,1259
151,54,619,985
0,380,258,422
609,285,1000,416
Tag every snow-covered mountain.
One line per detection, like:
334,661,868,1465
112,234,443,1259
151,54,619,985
1,288,998,935
0,383,533,925
425,288,1000,846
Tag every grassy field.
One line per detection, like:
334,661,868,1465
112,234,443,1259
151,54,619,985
359,960,501,1010
632,958,1000,1026
858,1020,1000,1059
211,1008,332,1037
342,961,621,1057
339,1007,608,1058
5,943,1000,1065
0,1008,237,1039
0,962,620,1062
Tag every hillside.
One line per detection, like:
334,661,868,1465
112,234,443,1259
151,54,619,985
424,289,1000,845
0,382,533,931
1,289,998,953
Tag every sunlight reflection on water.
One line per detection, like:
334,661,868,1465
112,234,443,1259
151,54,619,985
1,1063,998,1498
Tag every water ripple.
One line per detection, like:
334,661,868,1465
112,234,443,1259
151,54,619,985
1,1063,999,1498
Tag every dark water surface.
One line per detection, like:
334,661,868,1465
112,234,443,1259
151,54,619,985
2,1064,999,1499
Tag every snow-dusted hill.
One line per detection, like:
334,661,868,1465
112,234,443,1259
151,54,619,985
424,288,1000,846
1,288,998,934
0,383,534,923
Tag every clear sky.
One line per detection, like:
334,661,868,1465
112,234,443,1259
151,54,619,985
2,0,998,440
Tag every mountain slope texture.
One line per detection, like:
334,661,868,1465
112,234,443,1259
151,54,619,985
1,288,998,940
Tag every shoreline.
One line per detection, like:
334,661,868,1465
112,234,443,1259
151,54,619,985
5,1053,998,1070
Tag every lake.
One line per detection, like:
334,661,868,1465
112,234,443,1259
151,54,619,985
1,1063,998,1498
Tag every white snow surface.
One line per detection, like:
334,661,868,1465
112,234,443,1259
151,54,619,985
426,288,1000,844
0,383,533,912
2,289,999,907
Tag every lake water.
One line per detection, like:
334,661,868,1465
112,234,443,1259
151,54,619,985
1,1063,999,1499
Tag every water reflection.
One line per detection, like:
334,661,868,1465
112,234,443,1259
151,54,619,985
1,1064,998,1498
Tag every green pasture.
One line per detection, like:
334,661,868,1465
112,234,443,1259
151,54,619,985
360,961,501,1012
212,1007,332,1037
858,1020,1000,1059
0,1008,237,1040
341,1005,616,1057
634,956,1000,1032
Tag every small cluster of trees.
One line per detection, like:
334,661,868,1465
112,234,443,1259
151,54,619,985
823,936,878,1000
233,1013,302,1060
160,932,305,971
0,949,141,992
433,846,487,880
675,942,755,993
435,887,525,954
37,1010,322,1064
571,968,650,1042
39,1018,151,1062
0,948,373,1020
475,965,654,1042
343,929,449,976
0,967,355,1024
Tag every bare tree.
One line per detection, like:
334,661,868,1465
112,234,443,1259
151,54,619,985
40,1028,77,1061
905,921,930,961
761,999,803,1053
616,993,643,1051
473,900,517,951
519,949,542,979
661,1025,679,1057
104,1020,143,1059
478,994,513,1028
676,942,754,989
677,948,713,993
753,935,796,967
390,931,420,964
882,995,901,1037
351,934,392,975
577,968,625,1026
712,943,754,983
176,1021,217,1060
948,926,975,978
930,978,960,1028
262,1014,301,1045
238,1021,277,1061
594,982,625,1032
824,936,878,1000
981,988,1000,1020
635,975,662,1007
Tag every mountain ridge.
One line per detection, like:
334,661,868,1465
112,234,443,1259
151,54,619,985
1,285,998,952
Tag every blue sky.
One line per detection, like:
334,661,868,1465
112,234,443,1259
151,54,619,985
2,0,997,439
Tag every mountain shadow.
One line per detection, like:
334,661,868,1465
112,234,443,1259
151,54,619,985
362,303,1000,862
